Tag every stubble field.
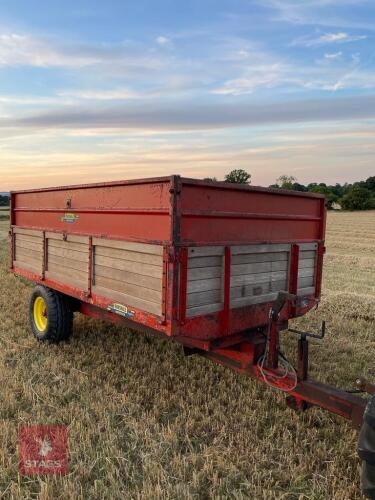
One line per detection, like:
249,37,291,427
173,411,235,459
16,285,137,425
0,211,374,499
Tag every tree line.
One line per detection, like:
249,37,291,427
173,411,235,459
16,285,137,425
269,174,375,210
0,195,9,207
205,170,375,211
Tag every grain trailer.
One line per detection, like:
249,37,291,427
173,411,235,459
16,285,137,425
9,176,375,497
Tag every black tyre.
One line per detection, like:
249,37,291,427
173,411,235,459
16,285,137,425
29,286,73,343
359,395,375,499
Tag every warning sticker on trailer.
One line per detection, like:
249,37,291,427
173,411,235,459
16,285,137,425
61,213,79,223
107,303,135,319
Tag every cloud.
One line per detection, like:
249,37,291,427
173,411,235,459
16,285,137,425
212,64,286,95
213,53,375,94
156,36,171,46
262,0,375,31
2,95,375,132
58,88,153,100
0,32,166,71
1,121,374,190
324,51,342,59
291,32,367,47
0,34,98,67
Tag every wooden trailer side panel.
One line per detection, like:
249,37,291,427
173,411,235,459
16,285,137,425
185,243,319,319
92,238,164,316
45,232,89,291
11,229,165,323
13,228,43,275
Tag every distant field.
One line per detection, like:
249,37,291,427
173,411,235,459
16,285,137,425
0,211,374,499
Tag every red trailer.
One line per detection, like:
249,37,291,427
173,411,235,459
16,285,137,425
9,176,375,497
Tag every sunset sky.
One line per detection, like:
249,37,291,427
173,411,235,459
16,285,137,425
1,0,375,190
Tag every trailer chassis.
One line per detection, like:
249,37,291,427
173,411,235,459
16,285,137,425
79,291,375,498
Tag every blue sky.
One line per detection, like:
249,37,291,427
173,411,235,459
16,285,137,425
0,0,374,189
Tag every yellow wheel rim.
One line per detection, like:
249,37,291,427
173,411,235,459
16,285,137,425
34,296,48,332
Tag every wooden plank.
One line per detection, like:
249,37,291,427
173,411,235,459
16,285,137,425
298,268,315,278
231,252,288,265
95,245,162,266
15,239,43,253
15,233,43,245
188,246,224,257
48,238,88,253
230,271,287,287
14,259,42,275
231,260,288,276
47,254,88,273
187,278,222,294
92,238,163,256
298,276,314,288
188,266,223,281
230,279,287,300
231,292,278,309
299,250,316,260
188,256,223,269
297,286,315,296
13,251,42,267
187,289,223,308
94,275,162,304
298,258,315,269
92,285,161,316
47,264,87,283
15,247,42,263
186,302,223,318
95,265,162,291
13,227,43,238
48,245,89,263
45,232,89,244
299,242,318,251
45,270,87,291
95,254,162,279
232,244,290,255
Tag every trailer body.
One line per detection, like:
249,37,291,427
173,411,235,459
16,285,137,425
10,176,325,342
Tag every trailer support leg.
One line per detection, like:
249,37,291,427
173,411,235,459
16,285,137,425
297,335,309,381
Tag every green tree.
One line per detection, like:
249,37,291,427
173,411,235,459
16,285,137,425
0,195,9,206
225,169,251,185
340,185,374,211
309,185,338,209
275,175,297,190
364,176,375,192
291,182,308,192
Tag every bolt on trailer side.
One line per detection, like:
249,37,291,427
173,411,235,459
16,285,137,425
173,177,326,340
10,176,175,335
10,175,325,342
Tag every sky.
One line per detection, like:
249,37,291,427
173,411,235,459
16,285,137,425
0,0,375,190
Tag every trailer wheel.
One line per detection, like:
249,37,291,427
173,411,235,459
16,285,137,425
359,395,375,499
29,286,73,343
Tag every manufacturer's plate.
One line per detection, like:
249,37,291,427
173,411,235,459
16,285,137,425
107,303,135,319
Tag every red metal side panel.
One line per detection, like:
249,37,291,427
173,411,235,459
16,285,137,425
179,180,325,244
12,178,171,243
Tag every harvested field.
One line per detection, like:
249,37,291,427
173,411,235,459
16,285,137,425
0,211,374,499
